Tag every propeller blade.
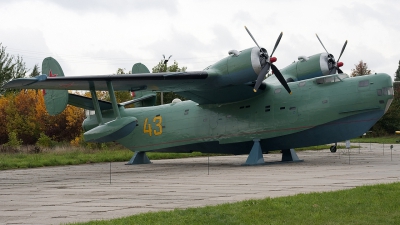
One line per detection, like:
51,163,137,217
253,64,270,92
337,40,347,62
270,32,283,57
271,64,291,94
245,26,262,51
315,33,329,54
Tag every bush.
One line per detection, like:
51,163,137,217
36,133,55,148
4,131,22,148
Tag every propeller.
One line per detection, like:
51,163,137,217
315,34,347,74
163,54,172,64
244,26,290,94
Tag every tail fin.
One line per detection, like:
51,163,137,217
132,62,150,73
42,57,69,115
131,63,156,107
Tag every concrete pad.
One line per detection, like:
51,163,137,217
0,143,400,224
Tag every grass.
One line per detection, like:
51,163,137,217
0,145,213,171
0,143,354,171
70,182,400,225
351,135,400,144
0,142,365,171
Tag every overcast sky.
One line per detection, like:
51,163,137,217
0,0,399,79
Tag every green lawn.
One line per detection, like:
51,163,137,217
351,135,400,144
0,135,396,171
70,182,400,225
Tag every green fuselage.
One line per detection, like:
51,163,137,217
83,72,393,153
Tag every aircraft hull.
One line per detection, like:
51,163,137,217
150,109,384,154
82,73,392,154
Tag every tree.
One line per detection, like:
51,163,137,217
370,82,400,136
112,68,133,104
351,60,371,77
29,64,40,77
395,60,400,81
0,43,27,95
152,60,187,105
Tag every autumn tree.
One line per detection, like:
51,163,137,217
152,60,187,105
0,89,84,145
6,90,41,144
351,60,371,77
35,90,84,142
0,43,27,95
395,60,400,81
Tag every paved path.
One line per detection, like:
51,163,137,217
1,143,400,225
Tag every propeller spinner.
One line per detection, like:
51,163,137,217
315,34,347,74
244,26,291,94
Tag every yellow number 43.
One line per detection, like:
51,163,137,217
143,116,163,136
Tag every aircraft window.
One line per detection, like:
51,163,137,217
382,87,388,95
289,107,296,110
184,109,189,115
298,81,306,87
280,107,285,110
265,109,270,112
316,75,344,84
316,78,324,84
85,110,95,117
274,88,282,94
239,106,244,109
388,87,394,95
379,100,384,104
265,105,271,112
325,77,334,83
358,80,369,87
245,105,250,108
377,89,382,96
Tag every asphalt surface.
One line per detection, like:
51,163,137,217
1,143,400,225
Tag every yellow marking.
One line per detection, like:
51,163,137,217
253,89,257,92
153,116,163,136
143,116,163,136
143,118,152,136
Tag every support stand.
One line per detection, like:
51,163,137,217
281,149,303,162
243,139,265,166
126,151,151,165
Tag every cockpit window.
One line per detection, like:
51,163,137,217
298,81,306,87
358,80,369,87
316,75,342,84
381,87,394,96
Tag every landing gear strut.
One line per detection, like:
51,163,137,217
330,143,337,153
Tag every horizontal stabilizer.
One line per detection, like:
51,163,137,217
68,93,157,110
68,94,114,110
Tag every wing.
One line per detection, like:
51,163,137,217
3,56,267,105
3,72,209,92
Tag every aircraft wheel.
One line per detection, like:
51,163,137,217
330,145,337,153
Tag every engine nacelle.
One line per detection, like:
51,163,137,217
280,53,335,82
204,47,262,87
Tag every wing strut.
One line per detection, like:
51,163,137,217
90,89,104,125
106,81,121,119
